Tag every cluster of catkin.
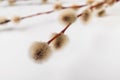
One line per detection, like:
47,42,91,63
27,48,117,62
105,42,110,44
0,0,119,63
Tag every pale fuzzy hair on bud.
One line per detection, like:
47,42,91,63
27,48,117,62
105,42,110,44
0,16,9,24
51,33,69,50
29,41,52,63
12,16,21,23
97,9,106,17
87,0,95,4
53,2,62,10
59,9,77,26
41,0,48,4
80,9,92,24
104,0,116,6
8,0,16,6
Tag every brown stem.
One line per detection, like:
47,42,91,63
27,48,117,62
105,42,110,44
62,4,87,9
77,13,83,17
0,20,10,24
116,0,120,2
47,13,83,44
90,1,105,10
21,4,87,20
21,10,54,20
20,4,87,20
47,23,72,44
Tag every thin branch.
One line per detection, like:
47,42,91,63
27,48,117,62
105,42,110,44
0,4,87,25
47,0,120,44
47,23,72,44
21,10,54,20
62,4,87,9
47,13,83,44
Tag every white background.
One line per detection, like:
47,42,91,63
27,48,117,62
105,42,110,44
0,0,120,80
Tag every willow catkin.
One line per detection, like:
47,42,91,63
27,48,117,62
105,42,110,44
51,33,69,50
97,9,106,17
59,9,77,26
12,16,21,23
53,2,63,10
87,0,95,4
8,0,16,6
80,9,92,24
104,0,116,6
29,41,52,63
41,0,48,4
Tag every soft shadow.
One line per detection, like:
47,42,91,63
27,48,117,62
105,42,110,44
0,27,28,32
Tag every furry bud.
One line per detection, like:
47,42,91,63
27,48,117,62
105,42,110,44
97,9,106,17
53,2,62,10
8,0,16,6
87,0,95,4
29,41,52,63
12,16,21,23
51,33,69,50
59,9,77,25
80,9,92,24
41,0,48,4
104,0,116,6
